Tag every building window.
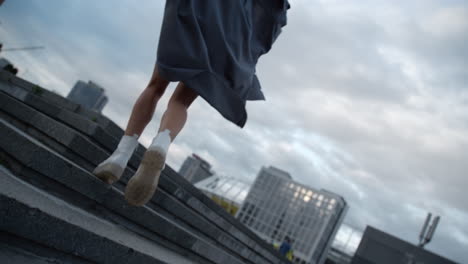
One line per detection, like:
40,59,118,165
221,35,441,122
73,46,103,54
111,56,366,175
254,221,261,230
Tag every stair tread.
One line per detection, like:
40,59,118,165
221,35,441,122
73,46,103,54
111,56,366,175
0,70,124,139
0,70,289,264
0,165,189,264
0,89,273,264
0,119,249,264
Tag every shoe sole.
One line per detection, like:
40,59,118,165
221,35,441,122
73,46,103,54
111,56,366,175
124,148,165,206
92,163,123,184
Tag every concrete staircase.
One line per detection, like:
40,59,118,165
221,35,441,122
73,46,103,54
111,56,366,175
0,71,290,264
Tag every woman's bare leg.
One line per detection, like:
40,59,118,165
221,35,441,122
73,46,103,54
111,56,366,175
124,67,170,137
124,82,198,206
93,66,169,184
157,81,198,141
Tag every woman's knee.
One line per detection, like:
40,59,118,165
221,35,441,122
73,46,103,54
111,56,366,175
147,67,169,98
147,76,169,98
148,84,166,99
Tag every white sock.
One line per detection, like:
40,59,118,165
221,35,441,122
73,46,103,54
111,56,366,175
106,133,139,167
149,129,172,155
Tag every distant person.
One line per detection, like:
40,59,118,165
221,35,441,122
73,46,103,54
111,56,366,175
279,236,294,260
93,0,290,206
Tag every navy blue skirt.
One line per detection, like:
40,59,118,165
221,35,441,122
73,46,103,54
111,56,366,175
156,0,290,127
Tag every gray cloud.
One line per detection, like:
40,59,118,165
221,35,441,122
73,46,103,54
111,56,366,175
1,0,467,262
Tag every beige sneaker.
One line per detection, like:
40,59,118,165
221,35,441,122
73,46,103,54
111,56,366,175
93,162,124,184
92,134,139,184
124,146,166,206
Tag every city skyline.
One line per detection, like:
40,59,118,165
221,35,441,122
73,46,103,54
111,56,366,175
190,158,361,257
1,1,467,262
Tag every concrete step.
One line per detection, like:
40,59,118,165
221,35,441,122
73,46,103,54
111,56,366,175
0,165,184,264
0,72,290,264
0,70,124,140
0,79,146,161
0,119,252,264
0,230,95,264
0,91,276,264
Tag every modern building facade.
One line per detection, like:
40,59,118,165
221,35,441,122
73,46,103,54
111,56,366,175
178,154,214,184
326,224,362,264
236,166,348,264
195,176,251,216
352,226,457,264
67,80,108,112
326,248,353,264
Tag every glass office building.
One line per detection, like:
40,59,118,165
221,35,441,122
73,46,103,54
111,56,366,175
236,166,348,264
195,176,251,216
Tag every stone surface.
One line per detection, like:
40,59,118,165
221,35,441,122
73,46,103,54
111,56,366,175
0,71,290,264
0,88,284,263
0,166,188,264
0,231,95,264
0,83,118,151
0,244,62,264
0,91,276,263
0,120,247,264
0,70,124,140
0,81,148,168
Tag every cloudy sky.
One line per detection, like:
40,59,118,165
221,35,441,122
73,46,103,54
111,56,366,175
1,0,467,262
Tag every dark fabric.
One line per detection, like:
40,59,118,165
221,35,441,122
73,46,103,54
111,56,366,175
156,0,290,127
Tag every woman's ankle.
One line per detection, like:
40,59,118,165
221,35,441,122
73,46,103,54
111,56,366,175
149,129,171,154
107,134,139,166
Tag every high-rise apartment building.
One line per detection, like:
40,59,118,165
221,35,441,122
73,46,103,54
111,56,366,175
236,166,348,264
67,80,108,112
178,154,214,184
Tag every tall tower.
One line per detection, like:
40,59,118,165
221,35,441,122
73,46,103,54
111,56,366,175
67,80,108,112
178,154,214,184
